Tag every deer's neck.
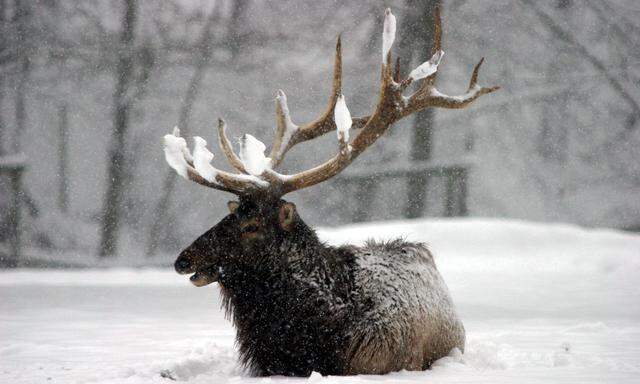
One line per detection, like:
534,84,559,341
218,224,357,376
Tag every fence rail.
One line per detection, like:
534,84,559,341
336,162,469,222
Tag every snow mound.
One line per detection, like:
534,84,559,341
156,341,239,382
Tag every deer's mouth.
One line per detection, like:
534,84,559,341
189,266,220,287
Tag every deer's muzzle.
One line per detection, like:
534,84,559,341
189,267,220,287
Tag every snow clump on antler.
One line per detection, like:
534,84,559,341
334,94,352,144
409,50,444,81
382,8,396,63
239,134,271,176
192,137,218,182
163,127,190,179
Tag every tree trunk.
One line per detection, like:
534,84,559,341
6,169,23,267
0,0,5,155
146,8,219,257
12,0,30,153
0,77,4,156
99,0,138,257
226,0,249,59
400,0,441,219
58,104,69,213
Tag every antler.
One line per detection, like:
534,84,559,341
162,7,499,198
277,7,499,194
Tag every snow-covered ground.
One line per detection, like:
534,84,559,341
1,218,639,383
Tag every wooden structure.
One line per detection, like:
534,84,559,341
0,153,27,267
336,161,469,222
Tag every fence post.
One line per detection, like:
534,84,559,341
1,154,26,268
58,104,69,213
8,169,23,266
404,171,429,219
444,167,468,217
352,179,378,222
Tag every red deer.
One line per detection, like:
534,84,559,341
164,8,498,377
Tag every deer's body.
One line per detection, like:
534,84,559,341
164,7,496,378
175,199,465,376
215,221,464,376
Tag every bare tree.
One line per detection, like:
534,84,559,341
0,0,5,154
57,104,69,213
398,0,442,218
521,0,640,130
99,0,139,257
11,0,30,153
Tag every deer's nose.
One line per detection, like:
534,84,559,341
174,258,192,274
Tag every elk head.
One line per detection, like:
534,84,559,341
164,7,499,286
174,198,302,287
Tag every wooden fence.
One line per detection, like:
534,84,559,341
335,161,469,222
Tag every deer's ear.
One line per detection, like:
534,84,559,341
227,201,240,214
278,202,297,231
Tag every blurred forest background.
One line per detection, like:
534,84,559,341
0,0,639,266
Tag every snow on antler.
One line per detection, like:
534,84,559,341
192,137,218,182
270,90,299,166
409,50,444,81
382,8,396,63
334,94,352,144
239,134,271,176
276,90,296,135
163,128,191,179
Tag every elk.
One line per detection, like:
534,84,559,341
164,8,498,377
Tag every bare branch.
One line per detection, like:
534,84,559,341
521,0,640,128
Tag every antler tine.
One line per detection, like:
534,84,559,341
394,56,402,83
403,56,500,113
268,90,298,168
217,118,248,174
432,5,442,55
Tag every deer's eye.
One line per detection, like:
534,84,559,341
241,224,260,233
